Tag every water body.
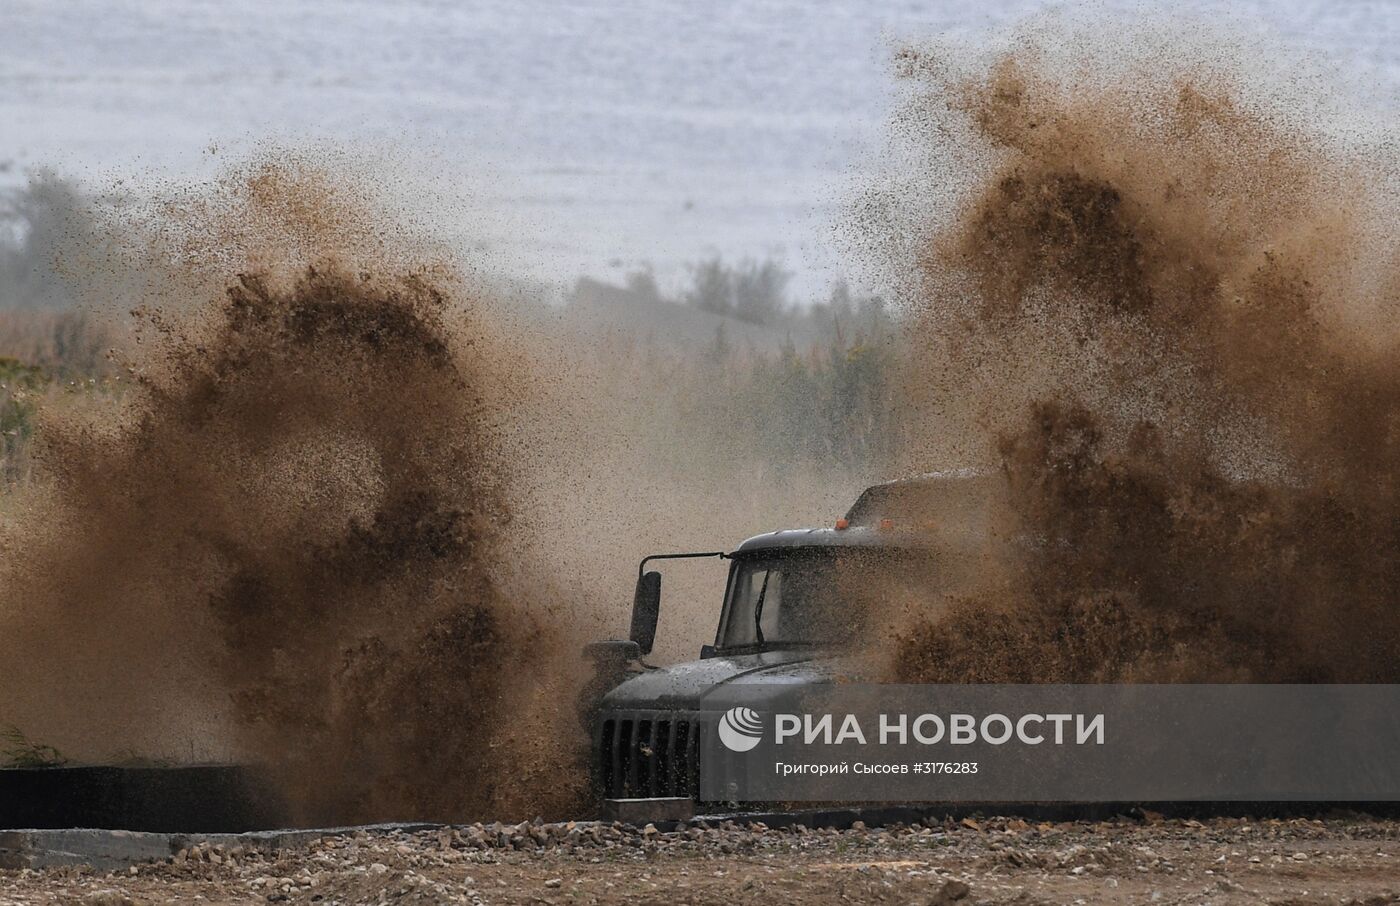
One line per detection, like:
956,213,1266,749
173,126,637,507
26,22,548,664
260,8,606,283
3,0,1398,299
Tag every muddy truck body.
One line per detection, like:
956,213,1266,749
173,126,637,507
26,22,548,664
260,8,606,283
581,473,991,803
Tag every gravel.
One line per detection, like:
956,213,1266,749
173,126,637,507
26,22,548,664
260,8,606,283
2,813,1400,905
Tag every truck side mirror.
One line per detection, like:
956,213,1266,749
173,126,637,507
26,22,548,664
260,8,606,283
630,570,662,655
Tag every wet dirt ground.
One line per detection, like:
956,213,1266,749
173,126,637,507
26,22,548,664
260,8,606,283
3,814,1398,905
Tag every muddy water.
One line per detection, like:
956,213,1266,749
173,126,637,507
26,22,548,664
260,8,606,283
0,167,586,824
0,160,852,824
875,23,1400,682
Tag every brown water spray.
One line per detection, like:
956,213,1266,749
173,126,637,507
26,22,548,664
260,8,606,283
876,23,1400,682
0,164,585,823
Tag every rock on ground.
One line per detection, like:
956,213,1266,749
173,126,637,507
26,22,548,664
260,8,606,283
2,814,1399,905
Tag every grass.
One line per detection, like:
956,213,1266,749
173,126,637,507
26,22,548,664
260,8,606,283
1,724,67,768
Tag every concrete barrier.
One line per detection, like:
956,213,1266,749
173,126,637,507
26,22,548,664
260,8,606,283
0,823,440,871
0,765,285,833
601,797,694,824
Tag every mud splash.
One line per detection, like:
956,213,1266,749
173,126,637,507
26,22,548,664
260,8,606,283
877,22,1400,682
0,168,583,823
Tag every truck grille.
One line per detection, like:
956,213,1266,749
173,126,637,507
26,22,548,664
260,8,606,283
596,711,703,799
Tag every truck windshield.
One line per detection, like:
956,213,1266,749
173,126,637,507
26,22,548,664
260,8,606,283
717,548,934,650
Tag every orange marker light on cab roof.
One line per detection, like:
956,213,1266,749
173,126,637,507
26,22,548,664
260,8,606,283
834,518,850,530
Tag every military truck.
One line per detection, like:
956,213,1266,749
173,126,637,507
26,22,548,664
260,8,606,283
581,472,993,802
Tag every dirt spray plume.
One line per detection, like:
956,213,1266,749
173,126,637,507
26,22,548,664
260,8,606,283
0,161,585,823
865,15,1400,682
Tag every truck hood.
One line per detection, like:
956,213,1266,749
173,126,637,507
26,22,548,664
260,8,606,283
601,649,845,711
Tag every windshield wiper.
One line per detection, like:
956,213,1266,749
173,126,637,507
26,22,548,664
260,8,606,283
752,569,772,647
